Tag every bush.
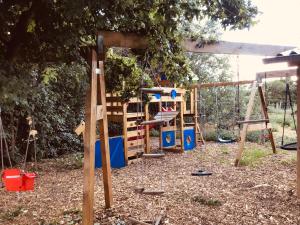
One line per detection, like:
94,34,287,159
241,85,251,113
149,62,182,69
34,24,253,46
1,63,88,161
203,130,217,141
246,131,261,143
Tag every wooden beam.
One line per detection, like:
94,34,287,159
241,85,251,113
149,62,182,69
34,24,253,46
98,31,296,56
98,61,113,208
144,103,150,154
297,67,300,198
128,139,145,148
183,40,296,56
234,81,257,166
236,119,269,125
106,105,123,112
263,54,300,64
127,130,145,138
96,105,103,120
140,119,165,125
98,30,148,49
194,88,198,144
257,86,276,153
82,49,98,225
123,103,128,165
256,68,297,82
192,80,254,89
180,101,184,153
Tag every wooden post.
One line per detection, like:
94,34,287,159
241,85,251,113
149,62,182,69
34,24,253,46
194,88,198,144
257,85,276,153
122,103,128,164
180,100,184,153
296,67,300,197
158,101,162,150
144,103,150,153
98,61,113,208
82,49,98,225
190,89,195,114
234,81,257,166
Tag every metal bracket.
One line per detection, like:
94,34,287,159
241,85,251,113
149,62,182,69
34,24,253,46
96,68,101,75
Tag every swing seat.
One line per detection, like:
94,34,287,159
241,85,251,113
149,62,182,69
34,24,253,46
217,136,236,144
191,170,212,176
142,189,165,195
280,142,297,151
2,169,36,192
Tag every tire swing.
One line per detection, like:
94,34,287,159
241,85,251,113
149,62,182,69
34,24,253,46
280,83,297,151
215,88,237,144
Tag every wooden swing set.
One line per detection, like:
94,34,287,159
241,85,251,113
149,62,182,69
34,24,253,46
82,30,299,224
192,79,276,164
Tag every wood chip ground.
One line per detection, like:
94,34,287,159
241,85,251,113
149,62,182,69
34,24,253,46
0,139,299,225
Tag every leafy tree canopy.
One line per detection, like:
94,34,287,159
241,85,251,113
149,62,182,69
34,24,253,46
1,0,257,62
0,0,258,160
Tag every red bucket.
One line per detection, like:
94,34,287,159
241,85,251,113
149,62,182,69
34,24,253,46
2,169,23,191
1,169,36,192
22,172,36,191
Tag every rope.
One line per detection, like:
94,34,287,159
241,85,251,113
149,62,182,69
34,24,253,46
281,82,297,146
236,55,241,134
23,117,37,170
0,121,3,171
281,81,288,146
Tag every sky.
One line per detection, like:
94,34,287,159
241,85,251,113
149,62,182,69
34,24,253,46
221,0,300,81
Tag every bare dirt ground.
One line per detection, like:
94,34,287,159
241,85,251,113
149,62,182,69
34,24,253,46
1,140,299,225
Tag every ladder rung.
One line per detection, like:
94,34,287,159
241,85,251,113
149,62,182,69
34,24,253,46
237,119,269,124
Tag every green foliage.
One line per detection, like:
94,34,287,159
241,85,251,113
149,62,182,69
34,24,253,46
246,131,261,143
56,153,84,170
1,63,87,160
239,148,270,167
192,195,222,206
105,49,153,100
0,0,258,160
203,130,217,141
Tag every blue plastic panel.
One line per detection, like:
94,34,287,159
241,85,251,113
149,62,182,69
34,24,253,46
95,136,125,169
184,128,195,151
162,130,176,147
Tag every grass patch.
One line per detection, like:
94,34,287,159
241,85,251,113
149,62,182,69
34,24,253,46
239,148,270,167
220,146,230,155
192,195,222,206
280,154,297,166
1,206,23,221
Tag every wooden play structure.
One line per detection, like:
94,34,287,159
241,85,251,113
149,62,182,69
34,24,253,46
262,54,300,198
105,86,198,164
82,44,112,225
234,81,276,166
191,80,277,165
80,30,300,225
